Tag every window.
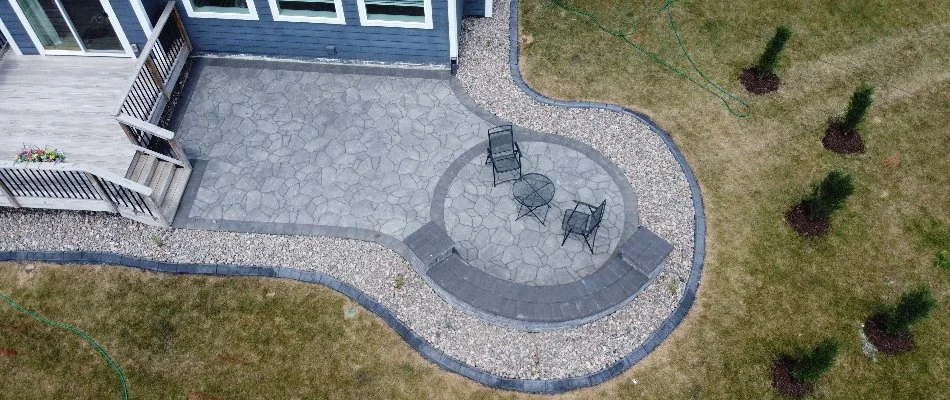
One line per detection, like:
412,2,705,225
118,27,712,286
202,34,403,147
268,0,345,24
357,0,432,29
183,0,259,20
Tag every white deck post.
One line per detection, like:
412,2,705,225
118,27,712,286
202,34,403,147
85,172,119,214
0,177,21,208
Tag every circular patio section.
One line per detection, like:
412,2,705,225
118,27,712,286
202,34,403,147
444,141,631,285
421,132,652,330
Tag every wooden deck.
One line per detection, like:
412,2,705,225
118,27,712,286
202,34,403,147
0,54,138,176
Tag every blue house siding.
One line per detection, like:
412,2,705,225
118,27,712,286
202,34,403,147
141,0,167,24
112,0,149,51
0,1,144,55
177,0,451,64
463,0,485,17
0,2,39,55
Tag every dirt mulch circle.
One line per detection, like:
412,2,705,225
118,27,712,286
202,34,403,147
741,67,781,94
772,356,814,398
785,202,829,237
822,124,865,154
864,314,914,355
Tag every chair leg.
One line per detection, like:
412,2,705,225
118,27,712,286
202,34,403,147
561,230,570,246
585,235,594,254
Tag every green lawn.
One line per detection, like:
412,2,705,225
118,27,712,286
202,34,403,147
518,0,950,398
0,264,512,399
2,1,949,399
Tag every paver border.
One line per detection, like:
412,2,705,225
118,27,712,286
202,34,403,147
2,2,706,391
492,0,708,390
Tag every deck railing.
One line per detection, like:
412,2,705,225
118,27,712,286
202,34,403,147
116,114,191,169
115,1,191,125
0,1,194,227
0,161,165,224
114,0,192,177
0,31,8,59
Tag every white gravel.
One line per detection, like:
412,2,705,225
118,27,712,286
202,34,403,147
0,0,697,380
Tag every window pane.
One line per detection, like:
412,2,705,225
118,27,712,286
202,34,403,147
191,0,250,13
278,0,337,18
365,2,424,23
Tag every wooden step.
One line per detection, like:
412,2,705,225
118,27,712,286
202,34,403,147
160,167,192,223
148,160,175,203
128,153,158,185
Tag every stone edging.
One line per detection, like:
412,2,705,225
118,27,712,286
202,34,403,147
0,250,635,393
1,4,706,391
492,0,707,389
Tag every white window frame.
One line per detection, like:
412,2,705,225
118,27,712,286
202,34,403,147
182,0,260,20
266,0,345,24
0,16,24,55
357,0,432,29
8,0,134,57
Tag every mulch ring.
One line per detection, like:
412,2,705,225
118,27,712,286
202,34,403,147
785,202,829,237
822,124,865,154
864,314,914,355
0,348,18,357
771,356,814,398
741,67,781,94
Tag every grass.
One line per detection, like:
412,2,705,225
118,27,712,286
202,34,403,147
0,264,511,399
518,0,950,398
2,1,950,399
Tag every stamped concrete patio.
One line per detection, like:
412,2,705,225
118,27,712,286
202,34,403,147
171,58,665,328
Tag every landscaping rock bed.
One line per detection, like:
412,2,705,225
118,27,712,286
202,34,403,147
0,0,698,381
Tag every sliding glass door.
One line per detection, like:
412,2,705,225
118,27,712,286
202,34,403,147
16,0,80,51
16,0,126,55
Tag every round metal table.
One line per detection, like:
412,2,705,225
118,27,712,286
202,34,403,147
512,173,555,224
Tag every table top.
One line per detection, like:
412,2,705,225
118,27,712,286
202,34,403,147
513,173,555,208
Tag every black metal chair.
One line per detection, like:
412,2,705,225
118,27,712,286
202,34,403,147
561,199,607,253
485,125,522,186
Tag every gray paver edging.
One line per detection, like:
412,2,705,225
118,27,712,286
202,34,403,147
474,0,706,391
15,14,705,391
0,249,621,393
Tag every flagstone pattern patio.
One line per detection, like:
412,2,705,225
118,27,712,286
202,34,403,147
174,59,490,240
171,57,662,329
441,141,630,286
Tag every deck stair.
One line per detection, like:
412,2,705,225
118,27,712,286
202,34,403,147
0,2,193,228
127,152,192,224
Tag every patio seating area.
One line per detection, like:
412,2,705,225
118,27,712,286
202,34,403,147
440,140,629,286
168,57,664,328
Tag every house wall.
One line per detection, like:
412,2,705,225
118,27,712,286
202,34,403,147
1,0,456,64
0,1,146,56
462,0,485,17
112,0,149,51
0,2,38,54
174,0,451,64
141,0,167,24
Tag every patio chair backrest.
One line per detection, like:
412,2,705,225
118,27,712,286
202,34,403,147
588,200,606,233
488,125,516,157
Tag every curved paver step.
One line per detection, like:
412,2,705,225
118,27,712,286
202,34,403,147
420,226,672,327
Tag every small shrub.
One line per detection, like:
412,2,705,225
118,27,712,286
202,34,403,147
756,25,792,74
840,84,875,133
394,274,405,290
935,251,950,269
789,339,838,383
882,287,937,335
804,170,855,221
152,234,164,248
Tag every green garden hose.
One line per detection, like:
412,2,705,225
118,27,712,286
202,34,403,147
541,0,751,117
0,291,129,400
